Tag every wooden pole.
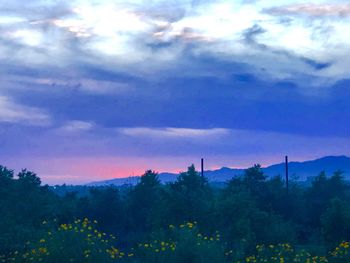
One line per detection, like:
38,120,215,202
285,155,289,194
201,158,204,178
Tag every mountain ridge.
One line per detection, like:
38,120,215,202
87,155,350,186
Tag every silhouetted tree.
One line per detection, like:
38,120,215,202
321,197,350,246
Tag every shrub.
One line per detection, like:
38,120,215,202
6,219,129,263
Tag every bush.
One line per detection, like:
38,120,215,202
131,222,228,263
6,219,129,263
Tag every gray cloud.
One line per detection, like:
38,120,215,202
117,127,230,139
0,95,51,126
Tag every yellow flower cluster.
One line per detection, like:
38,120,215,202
243,242,346,263
1,218,349,263
2,218,126,262
138,240,177,253
136,222,221,255
329,241,349,258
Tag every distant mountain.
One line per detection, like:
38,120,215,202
264,155,350,181
88,176,141,187
87,156,350,186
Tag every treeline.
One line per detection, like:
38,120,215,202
1,164,350,262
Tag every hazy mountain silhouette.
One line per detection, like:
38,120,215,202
88,156,350,186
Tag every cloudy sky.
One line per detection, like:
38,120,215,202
1,0,350,184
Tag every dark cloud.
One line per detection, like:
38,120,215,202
243,24,267,45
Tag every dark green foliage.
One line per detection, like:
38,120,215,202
164,165,212,225
17,169,41,186
0,165,14,179
321,198,350,246
0,167,58,254
0,163,350,261
127,170,162,241
78,187,125,233
132,223,227,263
305,171,348,229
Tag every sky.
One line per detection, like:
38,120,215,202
1,0,350,184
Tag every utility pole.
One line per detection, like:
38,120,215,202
285,155,289,194
201,158,204,178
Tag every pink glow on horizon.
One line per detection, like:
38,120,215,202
0,153,331,185
2,156,201,184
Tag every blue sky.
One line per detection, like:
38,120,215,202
1,0,350,184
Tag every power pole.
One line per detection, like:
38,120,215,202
201,158,204,178
285,155,289,194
